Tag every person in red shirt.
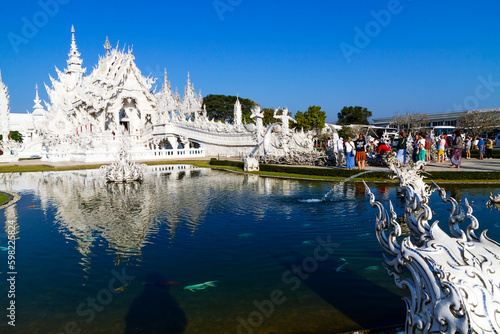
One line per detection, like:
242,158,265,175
377,142,391,154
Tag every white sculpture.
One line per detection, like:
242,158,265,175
100,145,146,182
365,161,500,334
243,156,259,171
486,192,500,206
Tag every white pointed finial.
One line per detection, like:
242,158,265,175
71,25,75,34
104,36,111,54
35,84,40,101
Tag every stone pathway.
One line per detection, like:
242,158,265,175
352,158,500,172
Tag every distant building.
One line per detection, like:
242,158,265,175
372,108,500,135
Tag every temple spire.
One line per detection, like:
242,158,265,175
104,36,111,55
0,70,10,142
33,84,43,109
33,84,45,119
234,96,242,125
162,68,171,93
66,25,84,75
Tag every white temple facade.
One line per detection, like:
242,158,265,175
0,27,315,163
0,70,9,143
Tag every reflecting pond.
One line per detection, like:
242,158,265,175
0,165,499,333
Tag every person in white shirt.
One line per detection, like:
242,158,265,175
336,137,344,167
344,137,355,169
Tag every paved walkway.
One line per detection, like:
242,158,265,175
361,158,500,172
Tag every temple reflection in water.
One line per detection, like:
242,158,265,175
1,165,343,270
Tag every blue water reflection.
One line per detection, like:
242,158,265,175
0,166,499,333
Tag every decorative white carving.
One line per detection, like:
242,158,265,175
100,144,146,182
365,162,500,334
243,156,259,171
9,26,337,163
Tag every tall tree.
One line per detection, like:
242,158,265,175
292,105,327,131
337,106,372,125
458,110,500,138
8,130,23,143
390,111,429,134
203,95,257,123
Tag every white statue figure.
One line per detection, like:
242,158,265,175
273,107,296,135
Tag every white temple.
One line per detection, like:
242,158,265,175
0,69,9,142
0,26,315,163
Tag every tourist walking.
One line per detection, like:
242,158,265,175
464,136,471,159
417,133,426,170
354,134,367,170
424,132,431,162
395,131,407,163
477,137,485,160
412,134,419,162
337,137,344,166
449,130,463,168
486,137,493,159
345,137,355,170
437,134,446,163
445,135,453,161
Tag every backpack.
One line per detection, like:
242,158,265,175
424,139,430,150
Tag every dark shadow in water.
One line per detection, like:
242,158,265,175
272,249,406,330
124,272,187,334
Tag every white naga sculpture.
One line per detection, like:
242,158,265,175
365,162,500,333
100,145,147,183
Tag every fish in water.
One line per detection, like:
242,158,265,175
495,223,500,228
238,233,254,238
115,283,129,292
301,240,315,246
28,205,36,208
336,262,348,272
340,257,348,262
357,233,371,238
0,246,8,251
363,266,380,271
184,281,218,292
302,223,311,227
85,236,100,241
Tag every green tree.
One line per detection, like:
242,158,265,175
292,105,327,131
203,94,257,123
293,110,310,130
337,106,372,125
337,125,356,140
8,131,23,143
261,108,278,126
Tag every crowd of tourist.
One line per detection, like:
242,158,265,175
334,131,496,170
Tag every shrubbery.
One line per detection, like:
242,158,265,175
210,159,500,181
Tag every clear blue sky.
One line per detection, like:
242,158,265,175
1,0,500,122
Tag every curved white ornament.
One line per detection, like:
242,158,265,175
365,162,500,334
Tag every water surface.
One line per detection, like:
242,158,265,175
0,166,499,333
